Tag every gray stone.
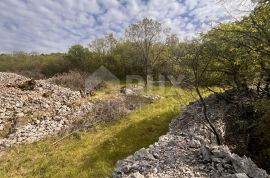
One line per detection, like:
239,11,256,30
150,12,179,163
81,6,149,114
128,172,144,178
201,145,211,162
212,146,231,158
212,157,223,163
230,154,269,178
224,173,249,178
189,139,201,148
134,148,155,161
16,112,24,118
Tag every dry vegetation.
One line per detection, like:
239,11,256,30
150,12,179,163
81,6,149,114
46,71,88,91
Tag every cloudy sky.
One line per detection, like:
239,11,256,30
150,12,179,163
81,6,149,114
0,0,256,53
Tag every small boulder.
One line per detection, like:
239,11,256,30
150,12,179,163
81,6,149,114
128,172,144,178
224,173,249,178
200,145,211,162
189,139,201,148
18,79,37,91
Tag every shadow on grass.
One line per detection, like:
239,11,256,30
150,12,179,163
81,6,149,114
79,110,177,178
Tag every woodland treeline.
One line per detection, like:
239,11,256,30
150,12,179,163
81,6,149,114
0,2,269,92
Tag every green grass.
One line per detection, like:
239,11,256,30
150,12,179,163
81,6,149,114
0,86,212,178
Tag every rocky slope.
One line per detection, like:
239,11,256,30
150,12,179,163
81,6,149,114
0,72,92,148
113,94,270,178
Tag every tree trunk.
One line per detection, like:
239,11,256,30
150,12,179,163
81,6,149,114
195,86,222,145
144,57,149,87
233,72,241,90
265,78,270,97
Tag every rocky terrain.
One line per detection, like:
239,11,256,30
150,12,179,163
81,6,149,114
113,94,270,178
0,72,158,148
0,72,93,148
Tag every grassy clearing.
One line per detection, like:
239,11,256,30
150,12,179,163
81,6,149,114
0,86,212,178
74,82,124,106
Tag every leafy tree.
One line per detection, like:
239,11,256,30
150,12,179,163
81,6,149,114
125,18,169,86
197,2,270,94
66,44,92,71
89,33,117,55
203,26,255,91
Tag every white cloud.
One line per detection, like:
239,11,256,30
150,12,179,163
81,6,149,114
0,0,256,53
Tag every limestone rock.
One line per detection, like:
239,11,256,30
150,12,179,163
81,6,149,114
113,93,270,178
0,72,93,148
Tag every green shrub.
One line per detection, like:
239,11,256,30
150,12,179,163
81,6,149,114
252,99,270,171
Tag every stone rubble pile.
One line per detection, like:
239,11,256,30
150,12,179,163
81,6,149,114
120,86,144,95
113,94,270,178
0,72,92,147
120,86,162,102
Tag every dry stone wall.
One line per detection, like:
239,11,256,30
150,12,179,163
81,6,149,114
113,94,269,178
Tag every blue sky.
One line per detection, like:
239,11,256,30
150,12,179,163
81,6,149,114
0,0,255,53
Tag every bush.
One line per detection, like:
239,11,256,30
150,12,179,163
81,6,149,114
46,71,88,91
0,53,71,79
250,99,270,172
